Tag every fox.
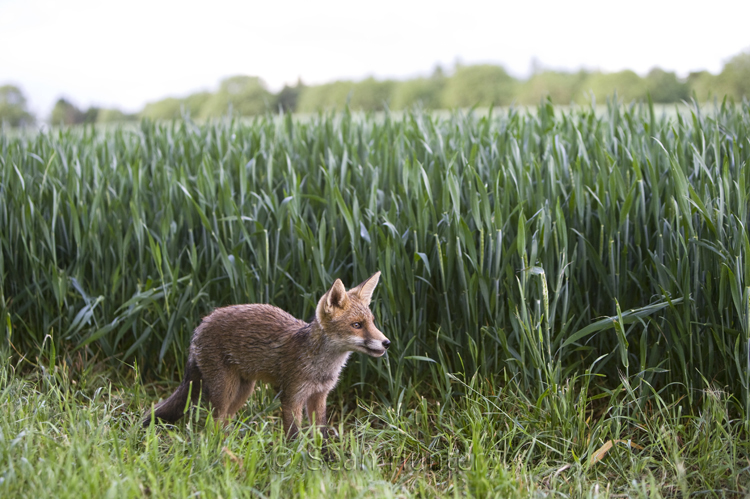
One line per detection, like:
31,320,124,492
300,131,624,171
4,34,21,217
142,271,389,438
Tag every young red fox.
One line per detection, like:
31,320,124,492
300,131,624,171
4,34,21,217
142,271,389,438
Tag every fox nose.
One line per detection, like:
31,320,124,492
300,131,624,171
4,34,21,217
382,340,391,350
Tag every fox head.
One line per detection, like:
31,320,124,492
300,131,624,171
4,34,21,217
315,271,391,357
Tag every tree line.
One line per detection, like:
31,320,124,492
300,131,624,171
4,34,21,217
2,50,748,127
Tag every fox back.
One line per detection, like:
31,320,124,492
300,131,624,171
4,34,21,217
142,271,389,438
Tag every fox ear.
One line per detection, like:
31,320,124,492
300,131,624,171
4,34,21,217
351,271,380,304
316,279,349,322
326,279,349,310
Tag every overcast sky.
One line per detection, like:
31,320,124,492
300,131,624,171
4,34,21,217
1,0,748,117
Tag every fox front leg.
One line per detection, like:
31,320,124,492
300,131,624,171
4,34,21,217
307,391,338,439
281,393,304,439
305,391,327,426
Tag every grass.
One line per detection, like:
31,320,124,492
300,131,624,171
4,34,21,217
2,352,747,498
1,98,750,496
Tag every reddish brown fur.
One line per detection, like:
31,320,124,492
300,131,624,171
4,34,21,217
142,272,389,438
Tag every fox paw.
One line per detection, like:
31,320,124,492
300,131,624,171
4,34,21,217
321,426,339,440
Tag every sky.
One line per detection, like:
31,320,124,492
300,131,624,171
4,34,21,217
1,0,749,117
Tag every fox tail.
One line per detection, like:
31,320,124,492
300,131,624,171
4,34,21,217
141,357,203,427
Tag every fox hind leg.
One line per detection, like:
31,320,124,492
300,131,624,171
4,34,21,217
226,379,256,419
203,369,240,424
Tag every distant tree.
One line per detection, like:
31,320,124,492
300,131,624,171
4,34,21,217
517,70,589,105
199,76,272,118
141,92,210,120
297,81,355,112
580,70,647,103
141,97,184,120
127,47,750,116
183,92,211,117
349,78,396,111
441,64,518,108
644,68,688,103
80,106,100,124
686,71,724,101
296,78,395,112
0,84,34,127
97,108,136,123
276,79,304,113
717,51,750,99
392,71,446,110
50,98,83,125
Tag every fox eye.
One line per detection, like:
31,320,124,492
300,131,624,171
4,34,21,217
351,322,362,329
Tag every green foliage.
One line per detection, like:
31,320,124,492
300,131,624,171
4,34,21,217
275,80,305,113
645,68,689,103
686,71,722,101
49,98,84,125
141,97,186,120
80,106,100,124
297,78,396,112
2,104,749,417
348,77,396,111
183,91,212,116
141,92,211,120
15,49,750,130
717,50,750,99
49,99,129,125
1,355,746,497
391,75,445,110
441,64,518,107
516,68,690,106
287,51,750,111
297,80,354,112
0,85,34,127
2,102,749,497
199,76,272,118
582,70,648,102
517,70,589,105
96,108,136,123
